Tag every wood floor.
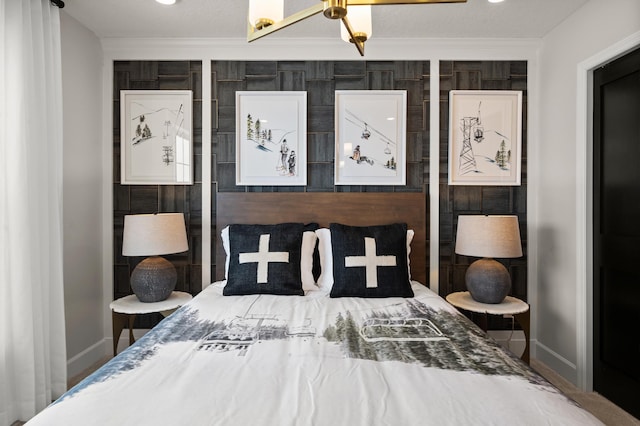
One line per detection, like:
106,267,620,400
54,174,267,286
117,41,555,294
13,357,640,425
531,359,640,425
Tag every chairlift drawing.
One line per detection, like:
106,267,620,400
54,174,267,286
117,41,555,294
474,126,484,142
361,123,371,140
359,317,450,343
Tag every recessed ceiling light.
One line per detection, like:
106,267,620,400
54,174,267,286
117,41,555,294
156,0,176,5
488,0,505,3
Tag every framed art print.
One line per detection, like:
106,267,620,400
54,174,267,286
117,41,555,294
448,90,522,186
120,90,193,185
236,91,307,186
334,90,407,186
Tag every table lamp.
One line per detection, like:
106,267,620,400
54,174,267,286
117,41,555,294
455,215,522,304
122,213,188,302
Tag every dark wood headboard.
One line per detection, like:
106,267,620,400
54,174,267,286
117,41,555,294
215,192,427,286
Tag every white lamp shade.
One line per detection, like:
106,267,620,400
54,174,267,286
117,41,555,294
123,213,188,256
249,0,284,27
340,5,372,42
455,215,522,258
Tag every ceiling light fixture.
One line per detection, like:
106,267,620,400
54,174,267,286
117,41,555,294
156,0,176,5
247,0,467,56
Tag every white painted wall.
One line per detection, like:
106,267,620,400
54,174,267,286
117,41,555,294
60,12,106,378
537,0,640,387
60,0,640,391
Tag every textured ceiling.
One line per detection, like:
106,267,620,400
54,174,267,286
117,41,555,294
63,0,589,40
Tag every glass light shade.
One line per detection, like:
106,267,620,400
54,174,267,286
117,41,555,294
123,213,188,256
340,5,372,43
455,215,522,259
249,0,284,29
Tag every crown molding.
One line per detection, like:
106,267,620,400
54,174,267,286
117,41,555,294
101,37,541,61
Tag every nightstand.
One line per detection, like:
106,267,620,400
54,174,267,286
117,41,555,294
446,291,530,364
109,291,193,356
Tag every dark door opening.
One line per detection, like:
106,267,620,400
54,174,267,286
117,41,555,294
593,46,640,419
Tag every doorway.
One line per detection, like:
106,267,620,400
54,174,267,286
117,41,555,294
593,46,640,419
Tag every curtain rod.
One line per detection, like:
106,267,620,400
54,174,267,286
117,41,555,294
51,0,64,8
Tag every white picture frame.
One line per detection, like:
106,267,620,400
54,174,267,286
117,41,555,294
334,90,407,186
236,91,307,186
448,90,523,186
120,90,193,185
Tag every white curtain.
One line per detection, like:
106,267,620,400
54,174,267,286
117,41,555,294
0,0,67,424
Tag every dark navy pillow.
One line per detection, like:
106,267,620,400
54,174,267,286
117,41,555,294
329,223,413,298
224,223,305,296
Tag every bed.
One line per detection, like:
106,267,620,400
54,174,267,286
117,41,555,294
27,192,602,425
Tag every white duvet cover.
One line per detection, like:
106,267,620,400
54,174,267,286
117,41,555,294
28,282,602,426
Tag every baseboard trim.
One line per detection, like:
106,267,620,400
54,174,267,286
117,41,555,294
535,340,578,386
66,339,109,379
68,329,153,379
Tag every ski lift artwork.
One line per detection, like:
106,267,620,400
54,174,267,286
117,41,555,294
361,123,371,140
236,91,307,186
335,90,407,186
448,90,523,186
120,90,193,185
474,126,484,142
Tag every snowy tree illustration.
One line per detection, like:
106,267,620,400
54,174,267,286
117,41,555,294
343,312,361,355
385,157,396,170
254,118,261,141
495,140,509,170
246,114,254,140
335,312,346,341
323,324,337,342
322,299,547,386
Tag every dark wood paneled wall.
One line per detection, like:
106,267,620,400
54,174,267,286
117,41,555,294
113,61,202,327
211,60,431,281
111,59,528,329
438,61,528,303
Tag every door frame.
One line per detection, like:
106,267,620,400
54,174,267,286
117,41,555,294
576,31,640,392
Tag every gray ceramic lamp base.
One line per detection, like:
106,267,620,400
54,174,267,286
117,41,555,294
465,258,511,304
130,256,177,303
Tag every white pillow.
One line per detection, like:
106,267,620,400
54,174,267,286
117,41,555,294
406,229,414,281
221,226,318,292
222,226,230,279
315,227,415,291
300,230,318,292
315,228,333,291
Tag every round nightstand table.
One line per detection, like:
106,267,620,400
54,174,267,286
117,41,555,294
109,291,193,356
446,291,530,364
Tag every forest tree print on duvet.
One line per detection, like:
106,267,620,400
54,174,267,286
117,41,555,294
26,282,605,426
62,287,546,404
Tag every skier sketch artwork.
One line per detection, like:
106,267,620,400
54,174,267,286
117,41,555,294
121,90,193,185
448,90,522,186
335,91,407,186
236,92,307,186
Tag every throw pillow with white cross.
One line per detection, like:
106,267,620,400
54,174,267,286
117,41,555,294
345,237,397,288
328,222,412,299
224,223,305,296
239,234,289,283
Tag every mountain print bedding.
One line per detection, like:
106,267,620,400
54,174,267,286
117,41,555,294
28,282,602,426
